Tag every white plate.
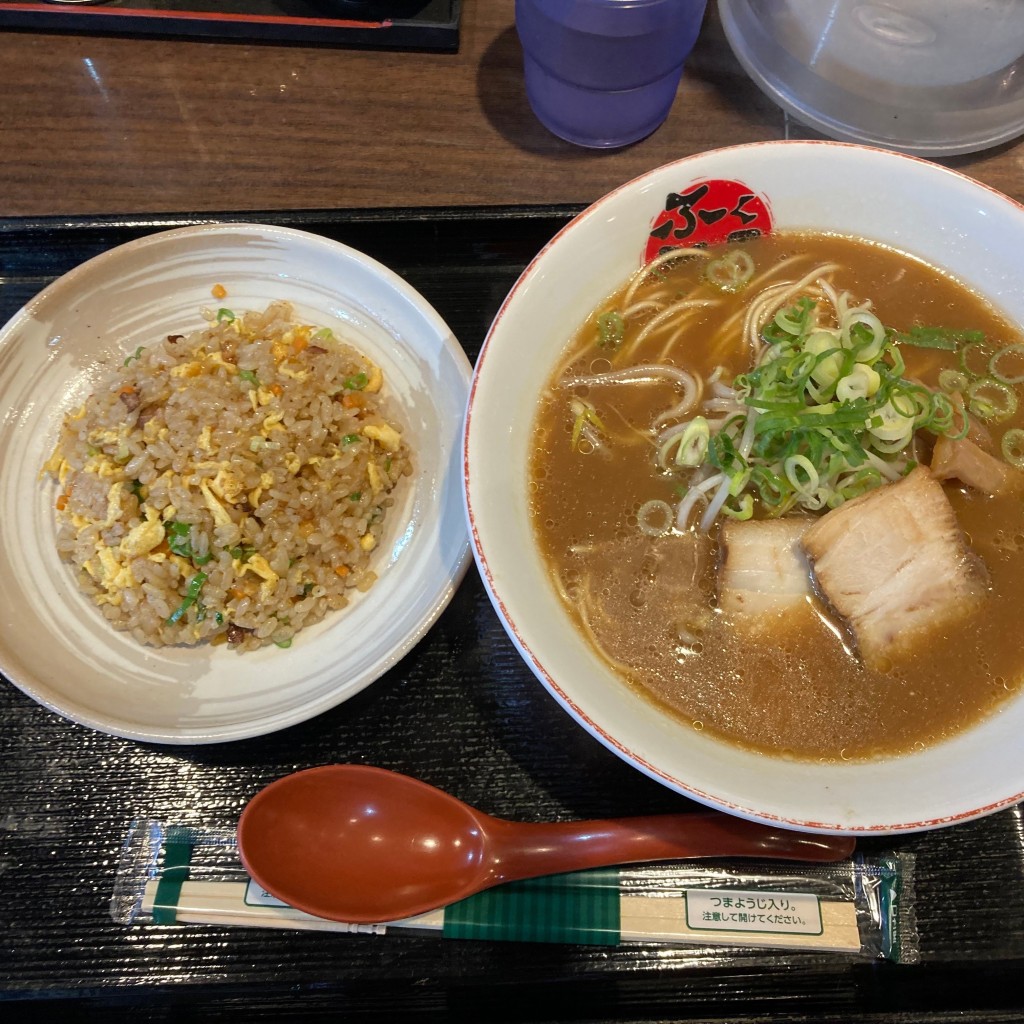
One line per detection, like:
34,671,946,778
0,223,472,743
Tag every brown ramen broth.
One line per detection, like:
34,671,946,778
530,232,1024,761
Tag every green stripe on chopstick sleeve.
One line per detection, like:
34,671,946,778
151,827,195,925
442,869,621,945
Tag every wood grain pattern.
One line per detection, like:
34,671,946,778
1,1,1022,218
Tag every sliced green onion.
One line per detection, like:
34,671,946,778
238,368,260,387
344,372,368,391
721,463,749,499
570,397,606,451
926,391,960,437
707,427,745,478
1001,428,1024,468
937,368,969,394
870,434,913,455
661,417,710,468
771,298,815,338
596,311,625,349
637,499,674,537
835,363,880,403
166,521,212,566
889,386,922,421
750,465,788,507
705,250,755,294
744,395,806,414
216,308,236,323
342,433,361,445
843,311,885,362
894,326,983,351
166,520,190,548
868,399,915,443
671,285,982,528
831,467,882,506
960,339,994,379
166,572,209,625
274,639,293,649
784,454,819,495
887,343,906,379
968,377,1018,422
989,343,1024,385
803,331,844,389
123,345,144,366
720,493,754,520
312,327,334,342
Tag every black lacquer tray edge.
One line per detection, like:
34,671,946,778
0,205,585,288
0,203,586,235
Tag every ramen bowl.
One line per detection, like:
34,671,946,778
464,140,1024,834
0,223,472,743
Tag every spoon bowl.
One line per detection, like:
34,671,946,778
237,765,857,923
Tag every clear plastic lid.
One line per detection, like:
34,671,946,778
719,0,1024,156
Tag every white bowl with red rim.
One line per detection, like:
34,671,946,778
463,140,1024,834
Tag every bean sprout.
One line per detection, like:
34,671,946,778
676,474,725,530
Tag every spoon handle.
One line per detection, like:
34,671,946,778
486,812,856,884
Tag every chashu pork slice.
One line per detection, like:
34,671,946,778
801,465,986,669
718,517,814,623
930,434,1023,496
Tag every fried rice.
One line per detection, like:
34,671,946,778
43,300,412,652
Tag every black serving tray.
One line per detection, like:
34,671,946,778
0,0,461,50
1,208,1023,1023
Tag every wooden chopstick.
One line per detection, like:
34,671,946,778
142,880,862,951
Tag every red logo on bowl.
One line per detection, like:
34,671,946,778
644,179,773,263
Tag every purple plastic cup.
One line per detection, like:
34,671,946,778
515,0,708,148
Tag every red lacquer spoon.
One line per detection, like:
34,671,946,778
236,765,856,923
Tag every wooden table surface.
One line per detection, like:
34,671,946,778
2,0,1023,219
